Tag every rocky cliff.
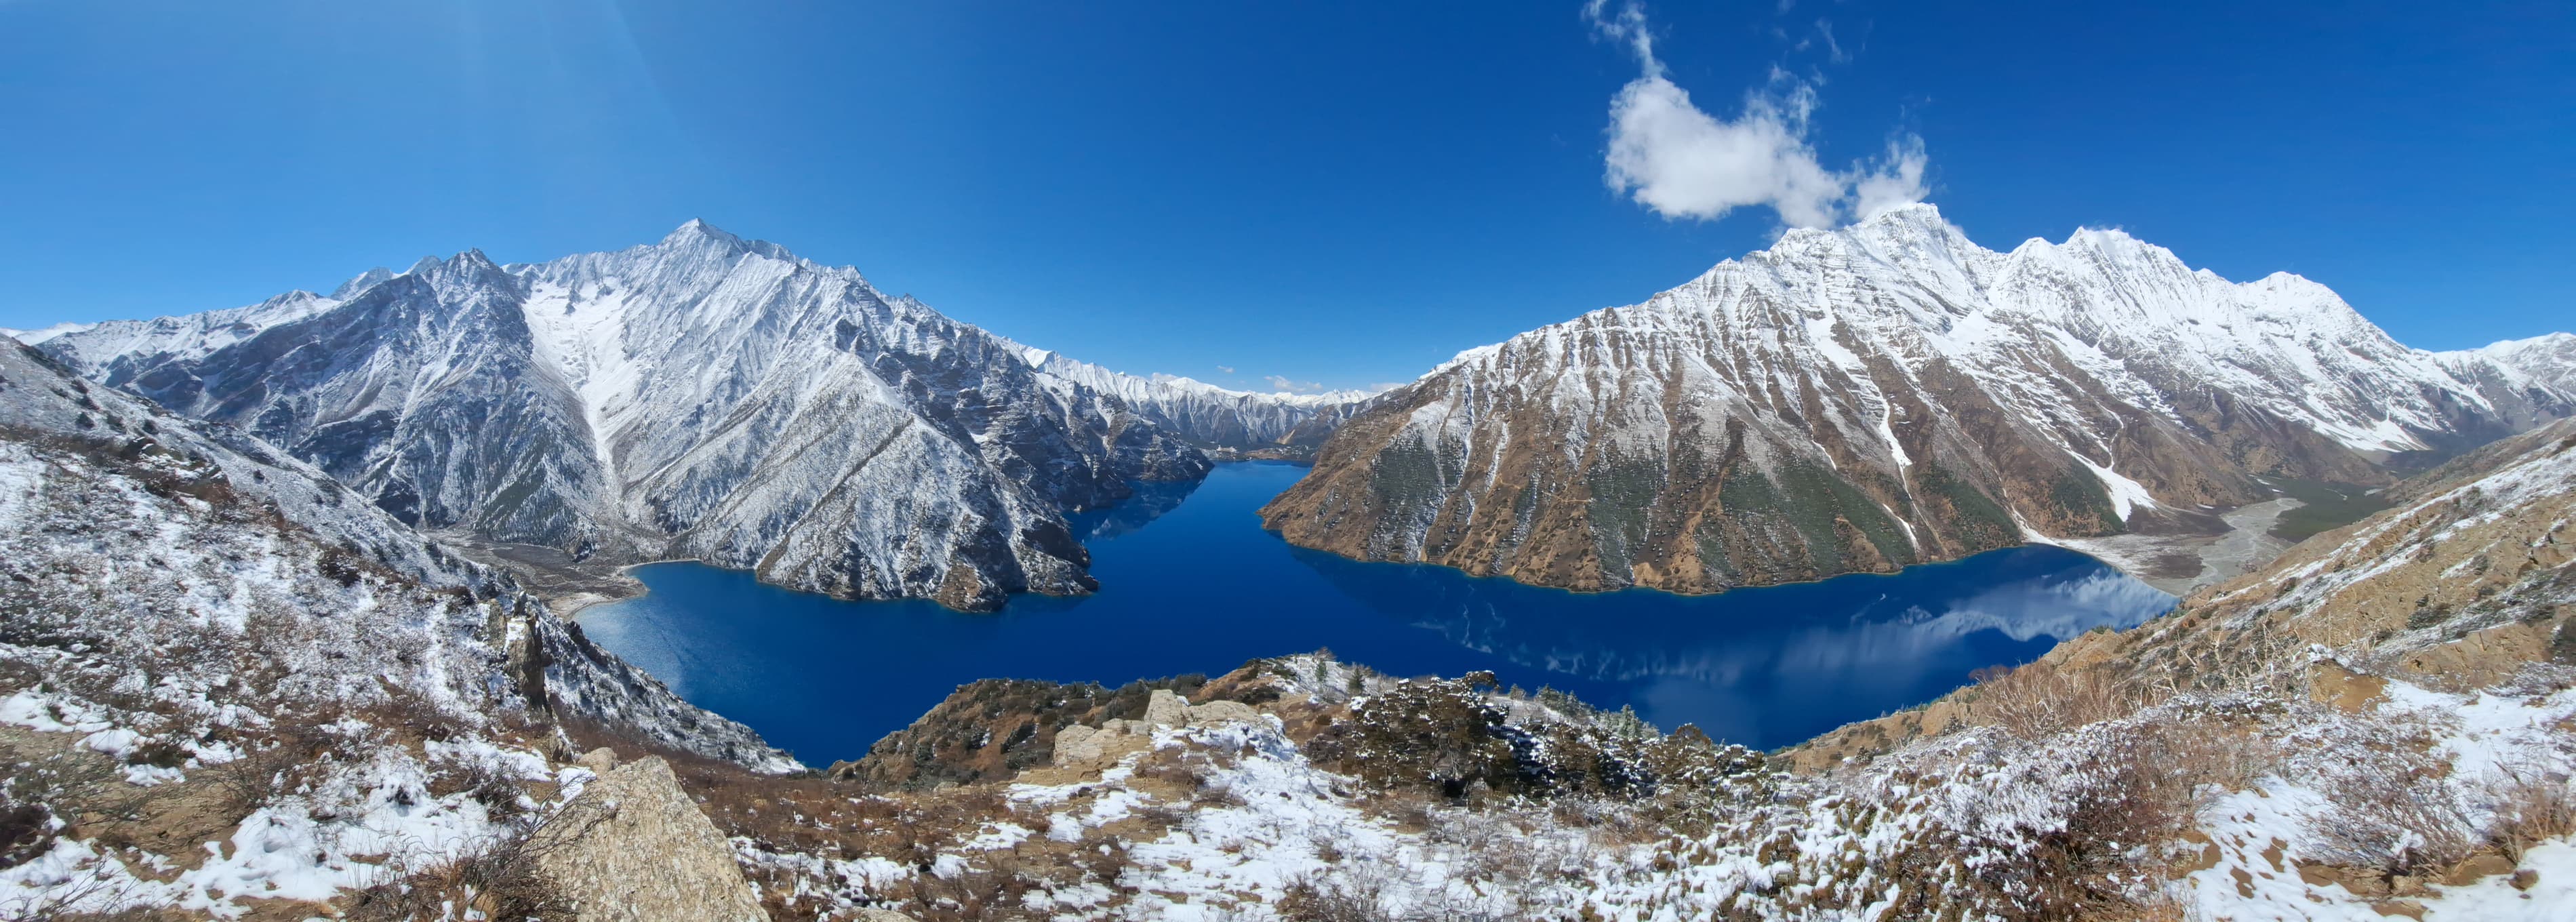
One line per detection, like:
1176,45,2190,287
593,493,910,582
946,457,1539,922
1264,205,2575,595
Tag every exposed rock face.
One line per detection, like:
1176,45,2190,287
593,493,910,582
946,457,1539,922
534,756,767,922
33,223,1262,610
1264,205,2575,595
1144,688,1190,726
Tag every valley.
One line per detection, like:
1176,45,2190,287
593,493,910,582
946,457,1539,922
5,3,2570,918
1,215,2570,921
573,461,2170,762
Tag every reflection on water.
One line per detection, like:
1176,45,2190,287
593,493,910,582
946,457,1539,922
1069,477,1201,541
582,462,2173,762
1289,544,2172,744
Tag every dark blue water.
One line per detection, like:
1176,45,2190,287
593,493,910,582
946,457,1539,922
580,462,2173,763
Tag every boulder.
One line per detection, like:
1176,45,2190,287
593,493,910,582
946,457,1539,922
531,756,766,921
1184,700,1262,726
1144,689,1188,727
1051,725,1104,766
574,747,620,775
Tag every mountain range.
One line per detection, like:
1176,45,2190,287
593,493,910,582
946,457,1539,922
1261,204,2575,595
16,209,2573,608
28,222,1355,610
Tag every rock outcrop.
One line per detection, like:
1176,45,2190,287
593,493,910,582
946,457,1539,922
533,755,768,922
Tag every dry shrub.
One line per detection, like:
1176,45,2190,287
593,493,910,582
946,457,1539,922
1969,663,2147,739
1308,677,1520,799
1996,714,2277,920
2302,746,2473,879
1279,865,1514,922
342,822,578,922
427,753,531,823
3,739,167,835
201,723,338,820
2483,766,2576,862
0,803,52,870
1278,868,1396,922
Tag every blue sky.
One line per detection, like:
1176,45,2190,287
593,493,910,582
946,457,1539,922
0,1,2566,392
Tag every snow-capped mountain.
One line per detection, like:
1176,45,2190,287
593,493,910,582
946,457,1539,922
33,222,1337,609
1262,203,2576,595
0,338,787,768
1011,346,1374,449
0,321,99,345
2436,332,2576,431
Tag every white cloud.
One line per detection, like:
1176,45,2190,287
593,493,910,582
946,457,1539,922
1216,365,1236,374
1264,375,1326,395
1851,136,1929,222
1586,1,1928,228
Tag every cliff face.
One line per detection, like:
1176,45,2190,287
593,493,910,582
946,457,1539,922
1264,205,2574,595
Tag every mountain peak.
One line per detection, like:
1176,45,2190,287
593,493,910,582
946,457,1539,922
1859,201,1946,225
659,218,799,264
332,266,397,300
664,218,740,246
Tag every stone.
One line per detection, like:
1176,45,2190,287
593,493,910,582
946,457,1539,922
854,910,919,921
2511,868,2539,890
1184,700,1262,726
1052,725,1103,766
1145,689,1188,727
574,747,620,775
531,756,767,921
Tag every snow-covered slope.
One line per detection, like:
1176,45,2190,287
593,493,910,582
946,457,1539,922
0,339,788,769
34,222,1224,610
2438,332,2576,432
0,321,98,345
1011,344,1372,449
1265,203,2575,595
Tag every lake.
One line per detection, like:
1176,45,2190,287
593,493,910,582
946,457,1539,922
579,461,2175,765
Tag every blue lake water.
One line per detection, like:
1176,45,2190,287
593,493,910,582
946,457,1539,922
580,461,2175,764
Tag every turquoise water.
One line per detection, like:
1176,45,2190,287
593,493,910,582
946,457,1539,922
580,461,2174,764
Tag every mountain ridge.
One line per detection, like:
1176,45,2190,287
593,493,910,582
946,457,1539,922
1262,203,2575,597
31,223,1362,610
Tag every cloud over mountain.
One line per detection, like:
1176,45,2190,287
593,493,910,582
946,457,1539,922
1586,1,1928,228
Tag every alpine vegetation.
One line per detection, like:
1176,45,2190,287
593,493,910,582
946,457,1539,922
0,339,792,917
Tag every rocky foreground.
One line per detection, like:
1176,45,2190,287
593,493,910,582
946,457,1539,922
3,314,2574,920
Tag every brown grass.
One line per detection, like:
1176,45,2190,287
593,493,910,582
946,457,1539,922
2302,746,2474,879
342,821,582,922
1968,662,2150,740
